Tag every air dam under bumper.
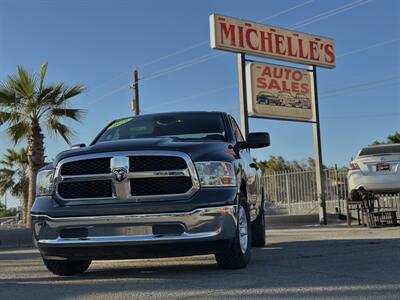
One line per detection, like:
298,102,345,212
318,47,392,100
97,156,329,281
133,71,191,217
32,205,238,260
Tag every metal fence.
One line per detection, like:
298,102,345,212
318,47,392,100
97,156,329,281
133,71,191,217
262,169,400,216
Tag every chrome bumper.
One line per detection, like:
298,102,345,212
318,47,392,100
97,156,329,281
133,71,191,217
32,205,238,247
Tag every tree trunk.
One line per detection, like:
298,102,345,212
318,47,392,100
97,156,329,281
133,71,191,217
26,119,45,228
23,190,29,224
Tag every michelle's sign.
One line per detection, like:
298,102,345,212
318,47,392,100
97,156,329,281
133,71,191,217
210,14,336,69
246,62,313,121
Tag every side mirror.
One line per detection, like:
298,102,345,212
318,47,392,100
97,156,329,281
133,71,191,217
238,132,270,149
71,143,86,149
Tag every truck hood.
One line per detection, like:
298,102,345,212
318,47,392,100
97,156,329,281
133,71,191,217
54,138,235,165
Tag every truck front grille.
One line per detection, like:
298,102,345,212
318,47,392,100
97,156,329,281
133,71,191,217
58,180,113,199
130,177,193,196
129,156,187,171
61,158,110,175
55,151,199,203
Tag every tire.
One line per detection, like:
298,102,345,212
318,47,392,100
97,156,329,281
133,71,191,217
252,198,266,247
215,193,251,269
43,258,91,276
350,189,361,202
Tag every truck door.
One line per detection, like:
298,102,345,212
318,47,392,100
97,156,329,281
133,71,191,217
228,116,258,221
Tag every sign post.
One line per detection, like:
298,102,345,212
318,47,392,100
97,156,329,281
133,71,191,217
310,65,327,224
237,53,249,138
210,14,335,225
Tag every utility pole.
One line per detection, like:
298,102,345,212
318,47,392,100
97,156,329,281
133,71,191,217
131,67,140,115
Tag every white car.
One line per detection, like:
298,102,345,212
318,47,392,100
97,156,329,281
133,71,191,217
347,144,400,199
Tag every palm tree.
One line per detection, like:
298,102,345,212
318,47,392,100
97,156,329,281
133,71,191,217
0,63,85,227
0,148,29,223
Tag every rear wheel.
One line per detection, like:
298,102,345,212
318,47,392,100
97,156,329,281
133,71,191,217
350,189,361,202
252,198,266,247
43,258,91,276
215,193,251,269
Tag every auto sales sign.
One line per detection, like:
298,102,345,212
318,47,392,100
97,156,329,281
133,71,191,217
246,62,313,121
210,14,336,68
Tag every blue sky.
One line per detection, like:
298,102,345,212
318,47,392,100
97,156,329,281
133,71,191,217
1,0,399,207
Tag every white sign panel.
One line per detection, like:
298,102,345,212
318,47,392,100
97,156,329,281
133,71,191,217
246,62,313,121
210,14,336,69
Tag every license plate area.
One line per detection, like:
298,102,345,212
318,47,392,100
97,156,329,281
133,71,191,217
376,164,390,171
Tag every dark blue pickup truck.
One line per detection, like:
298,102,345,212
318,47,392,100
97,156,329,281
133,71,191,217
31,111,270,275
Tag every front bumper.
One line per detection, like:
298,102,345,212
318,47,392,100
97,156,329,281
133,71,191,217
32,205,237,259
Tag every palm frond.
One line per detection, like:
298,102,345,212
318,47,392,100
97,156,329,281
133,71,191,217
46,118,73,145
0,111,13,125
38,83,64,105
0,86,19,107
7,120,30,144
39,62,48,92
58,85,86,104
0,168,15,196
7,66,37,99
2,148,28,166
12,179,28,197
0,147,28,197
49,108,86,122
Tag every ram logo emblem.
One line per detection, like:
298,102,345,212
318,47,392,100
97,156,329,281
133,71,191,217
112,167,128,182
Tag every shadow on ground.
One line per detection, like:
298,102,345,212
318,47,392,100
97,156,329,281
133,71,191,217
1,235,399,299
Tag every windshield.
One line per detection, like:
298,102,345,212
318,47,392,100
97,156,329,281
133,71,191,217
95,113,227,143
359,144,400,156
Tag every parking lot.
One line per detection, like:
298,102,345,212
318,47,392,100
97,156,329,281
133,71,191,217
1,225,399,300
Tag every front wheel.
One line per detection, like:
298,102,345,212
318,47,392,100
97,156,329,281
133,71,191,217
215,195,251,269
43,258,91,276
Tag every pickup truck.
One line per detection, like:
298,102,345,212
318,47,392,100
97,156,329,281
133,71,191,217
31,111,270,276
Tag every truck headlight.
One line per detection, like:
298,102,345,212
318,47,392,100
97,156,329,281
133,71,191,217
36,169,55,196
195,161,236,187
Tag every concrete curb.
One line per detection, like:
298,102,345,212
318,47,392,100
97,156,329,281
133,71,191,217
0,228,33,248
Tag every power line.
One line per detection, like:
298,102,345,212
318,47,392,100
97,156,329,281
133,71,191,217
138,0,315,70
337,37,400,58
85,0,374,108
144,85,235,111
137,41,210,69
321,80,400,99
322,112,400,119
141,53,223,81
320,75,400,96
139,0,373,85
140,53,224,84
258,0,314,22
288,0,372,29
84,84,127,108
187,75,400,112
86,0,314,96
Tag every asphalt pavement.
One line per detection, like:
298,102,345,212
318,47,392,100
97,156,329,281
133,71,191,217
1,225,399,299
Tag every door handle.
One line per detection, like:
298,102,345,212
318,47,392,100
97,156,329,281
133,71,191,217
249,162,259,170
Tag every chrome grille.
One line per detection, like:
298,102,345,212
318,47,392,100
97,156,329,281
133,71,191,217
54,151,199,204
